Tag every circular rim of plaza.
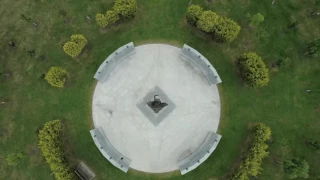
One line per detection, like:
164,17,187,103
91,43,222,174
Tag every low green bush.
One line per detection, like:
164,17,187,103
63,34,87,58
5,152,24,166
247,13,264,26
307,140,320,150
38,120,75,180
45,67,68,88
231,123,271,180
186,5,203,25
254,27,270,40
113,0,137,20
237,52,269,88
305,38,320,55
188,5,241,43
277,57,291,69
284,158,309,179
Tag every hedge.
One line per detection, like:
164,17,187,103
38,120,76,180
196,11,221,33
96,13,108,28
63,34,87,58
231,123,271,180
187,5,241,43
237,52,269,88
96,10,119,28
186,5,203,25
213,17,241,43
45,67,68,88
95,0,136,28
113,0,137,20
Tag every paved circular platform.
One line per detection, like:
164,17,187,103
92,44,221,173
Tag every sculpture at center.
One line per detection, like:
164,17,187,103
147,95,168,113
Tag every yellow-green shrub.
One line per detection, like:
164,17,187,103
196,11,221,33
231,123,271,180
186,5,203,25
237,52,269,88
213,17,241,43
106,10,120,25
63,34,87,57
45,67,68,88
113,0,137,20
96,11,119,28
38,120,76,180
96,13,108,27
187,5,241,43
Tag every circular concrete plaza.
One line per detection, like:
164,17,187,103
92,44,221,173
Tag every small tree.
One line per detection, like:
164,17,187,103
248,13,264,26
305,38,320,55
6,152,24,166
284,158,309,179
237,52,269,88
196,11,221,33
45,67,68,88
113,0,137,20
186,5,203,25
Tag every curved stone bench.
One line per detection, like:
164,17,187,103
90,127,132,173
178,132,222,175
180,44,222,85
94,42,135,83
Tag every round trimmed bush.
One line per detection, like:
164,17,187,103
186,5,203,25
63,34,87,58
196,11,221,33
237,53,269,88
113,0,137,20
70,34,87,47
63,42,81,58
45,67,68,88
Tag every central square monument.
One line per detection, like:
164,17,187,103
136,86,176,126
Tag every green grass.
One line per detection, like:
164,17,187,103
0,0,320,179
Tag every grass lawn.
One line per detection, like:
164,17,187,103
0,0,320,179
